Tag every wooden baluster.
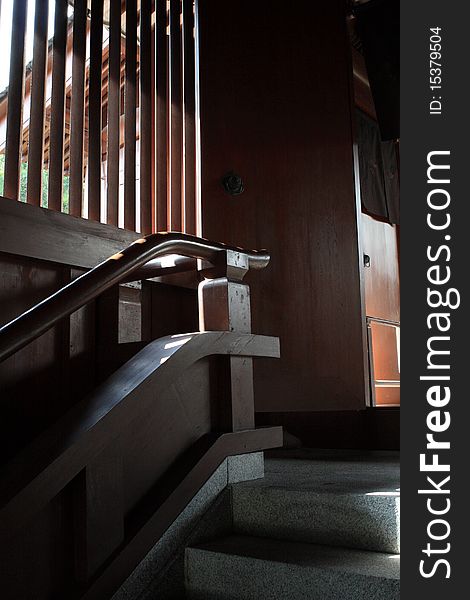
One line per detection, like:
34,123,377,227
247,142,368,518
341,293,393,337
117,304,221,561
169,0,183,231
47,0,68,211
26,0,49,207
88,0,104,222
156,0,169,231
183,0,196,234
124,0,137,230
73,441,124,583
140,0,153,234
198,251,255,431
69,0,87,217
3,0,27,200
150,13,156,233
106,0,121,226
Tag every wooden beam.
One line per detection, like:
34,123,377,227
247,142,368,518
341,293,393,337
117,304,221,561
0,195,140,269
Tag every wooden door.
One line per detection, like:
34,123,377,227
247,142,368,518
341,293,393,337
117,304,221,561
361,213,400,405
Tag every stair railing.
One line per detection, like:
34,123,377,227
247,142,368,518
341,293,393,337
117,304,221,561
0,232,269,363
0,232,281,598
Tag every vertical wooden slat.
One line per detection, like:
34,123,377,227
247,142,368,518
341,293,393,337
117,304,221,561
48,0,68,211
156,0,168,231
139,0,153,235
69,0,87,217
124,0,137,231
169,0,183,231
183,0,196,234
3,0,27,200
150,17,156,232
26,0,49,206
106,0,121,227
87,0,104,221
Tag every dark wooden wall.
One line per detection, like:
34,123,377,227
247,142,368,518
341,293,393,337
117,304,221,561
0,254,94,459
0,197,199,462
0,197,202,597
198,0,368,412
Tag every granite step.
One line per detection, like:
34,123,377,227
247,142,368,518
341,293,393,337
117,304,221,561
231,457,400,553
185,534,400,600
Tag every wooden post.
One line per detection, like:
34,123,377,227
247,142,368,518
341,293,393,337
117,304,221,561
95,285,120,383
73,441,124,584
198,250,255,431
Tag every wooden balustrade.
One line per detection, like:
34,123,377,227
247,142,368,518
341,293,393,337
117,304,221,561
0,0,199,234
0,227,281,597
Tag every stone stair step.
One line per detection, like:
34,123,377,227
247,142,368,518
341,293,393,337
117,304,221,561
232,458,400,553
185,534,400,600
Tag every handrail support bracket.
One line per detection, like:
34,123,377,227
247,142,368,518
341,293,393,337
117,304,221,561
198,249,256,431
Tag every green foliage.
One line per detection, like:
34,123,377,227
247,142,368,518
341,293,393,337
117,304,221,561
0,154,69,211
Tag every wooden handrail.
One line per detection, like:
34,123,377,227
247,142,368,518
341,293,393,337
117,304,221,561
0,331,280,539
0,232,270,363
0,330,282,594
0,225,280,596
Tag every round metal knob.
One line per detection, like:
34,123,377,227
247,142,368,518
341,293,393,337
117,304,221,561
222,172,244,196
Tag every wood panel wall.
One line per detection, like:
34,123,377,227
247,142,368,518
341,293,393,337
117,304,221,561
0,196,199,461
0,254,75,459
198,0,368,412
